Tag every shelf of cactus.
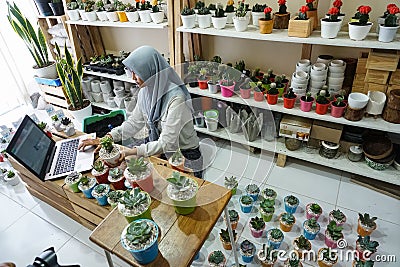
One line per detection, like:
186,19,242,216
188,86,400,134
66,19,168,29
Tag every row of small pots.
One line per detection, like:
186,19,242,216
68,9,165,24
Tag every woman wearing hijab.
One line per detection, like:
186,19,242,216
79,46,202,178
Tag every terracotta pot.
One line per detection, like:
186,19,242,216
315,102,330,115
267,93,279,105
254,91,265,101
283,96,296,109
259,19,273,34
331,103,347,118
357,219,376,237
220,237,232,250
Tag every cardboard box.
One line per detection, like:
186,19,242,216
310,120,344,144
279,115,312,141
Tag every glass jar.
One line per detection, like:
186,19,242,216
348,145,363,162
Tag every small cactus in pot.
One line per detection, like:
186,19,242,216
260,198,275,222
224,176,238,194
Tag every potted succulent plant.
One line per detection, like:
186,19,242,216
99,136,121,166
120,219,159,264
78,175,97,199
108,167,125,190
224,176,238,195
260,199,275,222
266,228,284,249
245,184,260,201
197,7,211,28
150,3,164,24
317,247,338,267
329,209,346,226
300,92,314,112
252,3,267,26
305,0,318,30
261,188,277,201
331,97,347,118
181,6,196,29
91,184,110,206
219,228,237,250
107,190,124,208
66,1,80,21
303,217,320,240
220,74,235,97
284,258,303,267
357,213,377,237
283,88,297,109
353,259,374,267
225,0,235,24
379,5,400,42
197,68,209,89
349,6,373,41
254,86,265,102
212,4,227,29
227,209,239,230
118,188,152,222
249,216,266,237
4,170,19,186
65,172,81,193
125,3,139,22
166,171,198,215
279,212,296,232
240,239,256,263
138,0,152,23
325,221,344,248
288,5,313,38
124,157,153,192
239,195,254,213
239,78,253,99
293,235,312,259
95,0,108,21
233,2,249,32
84,0,97,22
259,7,273,34
208,250,226,267
274,0,290,29
284,195,299,214
315,89,331,115
257,244,278,267
91,160,109,184
356,235,379,261
105,1,118,22
266,82,279,105
168,148,185,171
306,203,323,221
321,7,341,39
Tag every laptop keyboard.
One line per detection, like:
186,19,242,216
53,139,79,176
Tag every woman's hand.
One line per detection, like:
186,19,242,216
78,138,101,152
116,146,138,163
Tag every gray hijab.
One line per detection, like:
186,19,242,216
122,46,193,141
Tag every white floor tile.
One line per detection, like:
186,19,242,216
0,193,29,232
0,181,42,210
31,201,82,236
199,138,220,170
337,174,400,226
203,167,242,187
0,212,71,266
73,226,104,255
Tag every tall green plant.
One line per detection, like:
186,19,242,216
55,43,85,110
7,1,50,68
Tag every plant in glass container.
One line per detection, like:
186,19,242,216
240,239,256,263
91,160,109,184
260,199,275,222
356,235,379,261
124,157,153,192
315,89,331,115
283,88,297,109
293,235,312,259
266,83,279,105
329,209,347,226
225,0,235,24
321,7,341,39
107,190,124,208
78,175,97,199
166,171,198,215
279,212,296,232
305,0,318,30
357,213,377,236
249,216,266,237
259,7,273,34
331,96,347,117
274,0,290,29
224,176,238,194
91,184,110,206
349,6,373,41
379,5,400,42
303,217,320,240
284,194,299,214
181,6,196,29
325,221,344,248
288,6,313,38
267,228,284,249
226,209,239,230
306,203,323,221
197,7,211,28
208,250,226,267
212,4,227,29
118,187,152,222
239,194,254,213
219,228,237,250
138,0,152,23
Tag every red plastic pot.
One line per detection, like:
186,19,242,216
240,88,251,99
300,96,314,112
109,176,126,190
267,93,279,105
315,102,330,115
283,96,297,109
92,168,110,184
254,91,265,101
198,80,208,89
330,103,347,118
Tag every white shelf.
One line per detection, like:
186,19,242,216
67,20,168,29
177,25,400,50
188,87,400,134
84,70,136,83
195,126,400,186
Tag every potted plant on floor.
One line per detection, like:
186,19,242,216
274,0,290,29
225,0,235,24
124,157,153,192
259,7,273,34
306,203,323,221
65,172,81,193
283,89,297,109
197,7,211,28
245,184,260,201
150,3,164,24
284,195,299,214
78,175,97,199
91,184,110,206
227,209,239,230
212,5,227,29
120,219,159,264
329,209,346,226
325,221,344,248
266,83,279,105
279,212,296,232
379,5,400,42
91,160,109,184
181,6,196,29
233,2,249,32
249,216,266,237
118,188,152,222
4,170,19,186
219,228,237,250
138,0,152,23
288,5,313,38
208,250,226,267
305,0,318,30
99,136,121,166
331,97,347,118
357,213,377,236
7,2,58,79
293,235,312,259
266,228,284,249
356,235,379,261
261,188,277,201
316,89,331,115
108,167,125,190
348,6,373,41
224,176,238,195
303,217,320,240
260,199,275,222
240,239,256,263
67,1,80,21
300,92,314,112
252,3,267,26
353,259,374,267
317,247,338,267
258,244,278,267
239,195,254,213
321,7,341,39
107,190,124,208
167,171,198,215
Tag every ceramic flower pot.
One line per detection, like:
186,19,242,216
239,197,254,213
212,16,227,29
303,221,320,240
116,11,128,22
325,231,342,248
67,10,80,21
331,103,347,118
378,25,399,42
138,10,152,23
250,226,264,238
78,9,87,20
198,80,208,89
92,184,110,206
197,14,211,28
78,179,97,199
366,91,386,115
357,219,376,236
320,19,342,39
254,91,265,101
306,203,323,221
150,11,164,24
283,96,296,109
259,19,273,34
315,102,330,115
300,97,314,112
220,83,235,97
96,11,108,21
106,11,119,22
91,167,110,184
233,16,249,32
273,12,290,29
267,93,279,105
126,11,139,22
240,88,251,99
348,22,373,41
252,12,264,26
181,14,196,29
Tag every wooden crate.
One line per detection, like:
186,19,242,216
288,18,312,38
40,84,68,109
351,86,366,94
353,74,366,87
387,85,400,97
71,203,104,225
364,83,388,93
364,69,390,85
356,58,368,74
366,52,399,71
389,70,400,85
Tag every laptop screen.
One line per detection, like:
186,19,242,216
6,115,55,179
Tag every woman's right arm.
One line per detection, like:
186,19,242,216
109,103,146,142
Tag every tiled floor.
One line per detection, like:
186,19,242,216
0,112,399,266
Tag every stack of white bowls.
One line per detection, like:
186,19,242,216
291,70,309,99
309,63,328,97
327,59,346,96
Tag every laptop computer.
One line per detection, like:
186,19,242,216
6,115,95,181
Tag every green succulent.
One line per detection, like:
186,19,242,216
127,157,148,176
250,216,265,230
354,259,374,267
306,218,319,230
240,195,253,205
208,250,225,264
37,122,47,130
260,199,275,213
100,136,114,153
294,235,311,250
219,228,237,243
92,161,105,172
285,195,299,206
167,171,191,190
326,221,343,241
94,184,107,194
310,203,322,214
280,212,295,225
359,213,377,228
240,239,255,255
228,209,239,221
7,170,15,178
331,209,345,221
357,235,379,253
107,190,124,203
125,220,154,245
269,228,283,240
120,188,149,210
246,184,260,194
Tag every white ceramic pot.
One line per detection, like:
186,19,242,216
69,102,92,123
328,65,346,73
313,63,327,71
310,80,325,89
102,92,112,100
138,10,152,23
85,11,97,22
366,91,386,115
209,10,216,17
291,80,308,89
106,11,119,22
212,16,227,29
348,22,373,41
96,11,108,21
113,80,124,88
252,12,264,26
320,19,341,39
226,12,235,24
205,118,218,131
378,25,399,43
197,14,211,29
376,17,386,33
348,93,369,110
78,9,87,20
296,65,311,73
100,80,112,93
160,3,168,19
328,84,342,91
329,72,345,78
114,86,125,97
83,90,93,102
181,14,196,29
233,16,249,32
150,11,164,24
90,80,101,93
328,77,344,86
4,173,20,186
91,92,103,102
310,73,327,82
297,59,311,67
106,97,117,108
330,60,345,67
33,61,58,79
82,76,94,91
67,10,80,21
126,11,139,22
310,68,328,77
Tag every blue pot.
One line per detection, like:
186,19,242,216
122,219,159,264
267,229,284,249
249,192,259,202
239,195,254,213
303,221,320,240
241,253,254,263
284,196,299,214
193,251,200,261
79,183,96,199
92,184,110,206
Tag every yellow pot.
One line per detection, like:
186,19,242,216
259,19,274,34
117,11,128,22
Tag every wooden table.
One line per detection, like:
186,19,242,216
89,164,235,267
